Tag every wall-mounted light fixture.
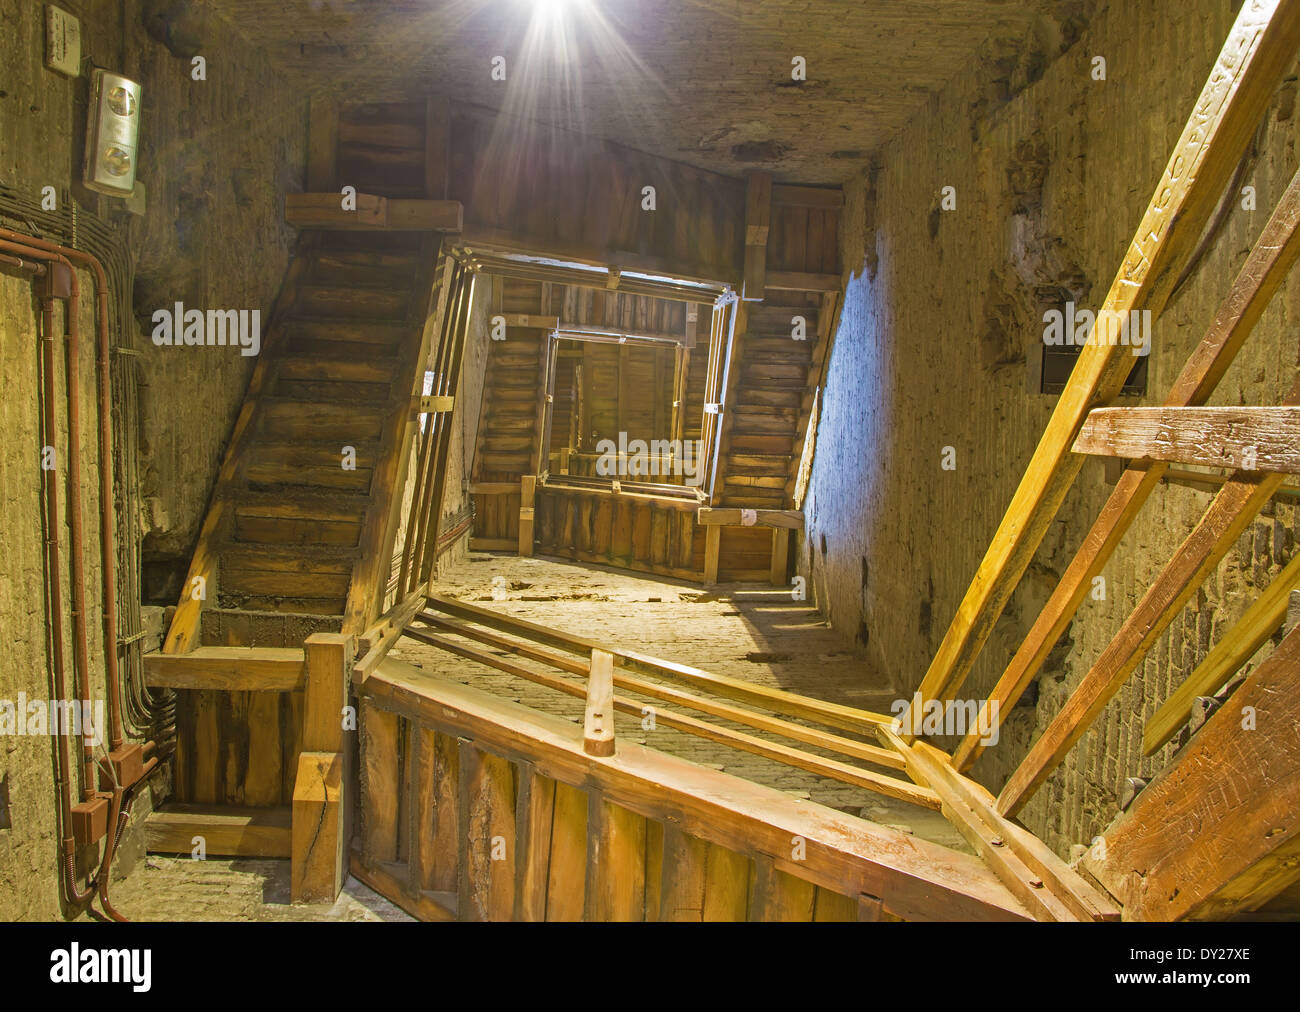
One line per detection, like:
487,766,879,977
82,69,142,196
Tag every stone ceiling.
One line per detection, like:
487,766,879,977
205,0,1088,182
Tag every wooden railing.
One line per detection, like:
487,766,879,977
887,0,1300,920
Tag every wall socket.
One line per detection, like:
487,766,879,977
45,5,82,77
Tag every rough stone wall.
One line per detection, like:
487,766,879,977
803,0,1300,857
0,0,303,918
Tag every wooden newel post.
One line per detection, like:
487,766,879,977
583,649,616,757
292,632,354,903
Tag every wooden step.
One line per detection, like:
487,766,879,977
147,803,291,858
278,355,399,385
296,285,409,320
283,317,409,349
233,487,373,521
199,607,343,648
272,378,393,407
245,442,378,492
261,400,386,441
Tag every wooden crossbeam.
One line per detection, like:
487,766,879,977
1083,625,1300,920
953,159,1300,772
879,727,1118,921
697,507,802,529
1074,406,1300,473
143,646,305,691
907,0,1300,738
1143,549,1300,754
285,192,463,231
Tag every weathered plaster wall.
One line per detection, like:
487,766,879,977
803,0,1300,856
0,0,304,918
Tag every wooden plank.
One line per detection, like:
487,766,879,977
770,527,790,585
366,659,1030,921
765,271,839,292
285,192,463,231
703,524,721,585
514,763,556,921
697,507,803,529
410,726,459,893
954,162,1300,771
772,184,844,208
1083,625,1300,920
583,649,616,757
348,853,457,922
1144,549,1300,754
813,887,858,921
743,171,772,301
424,96,449,199
361,704,400,864
911,0,1300,736
659,825,709,921
998,469,1287,817
584,796,647,921
518,474,537,557
307,97,338,192
457,741,516,921
749,856,817,921
146,803,290,858
545,781,588,920
143,647,306,691
702,843,752,921
644,819,664,921
1074,406,1300,472
291,751,344,903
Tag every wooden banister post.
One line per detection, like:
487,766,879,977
583,649,616,757
292,632,354,903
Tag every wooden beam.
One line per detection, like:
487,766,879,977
502,313,559,330
1144,549,1300,754
697,507,803,529
921,0,1300,743
583,649,616,757
880,728,1118,922
954,160,1300,771
291,751,345,903
364,658,1031,921
518,474,536,557
302,633,351,753
764,271,839,293
146,803,290,858
703,524,721,585
772,184,844,209
998,467,1287,817
1074,406,1300,472
360,703,400,864
349,853,457,922
306,97,338,192
143,646,305,692
513,763,555,920
585,796,646,920
770,527,790,586
1083,625,1300,920
742,171,771,302
285,192,463,231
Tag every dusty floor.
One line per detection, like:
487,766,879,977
103,551,970,921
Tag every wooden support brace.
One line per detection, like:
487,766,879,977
1074,406,1300,473
703,525,721,585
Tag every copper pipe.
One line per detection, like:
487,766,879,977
0,251,46,275
0,227,124,751
1,237,96,906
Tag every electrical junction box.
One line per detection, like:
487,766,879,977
83,69,142,196
45,5,81,76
